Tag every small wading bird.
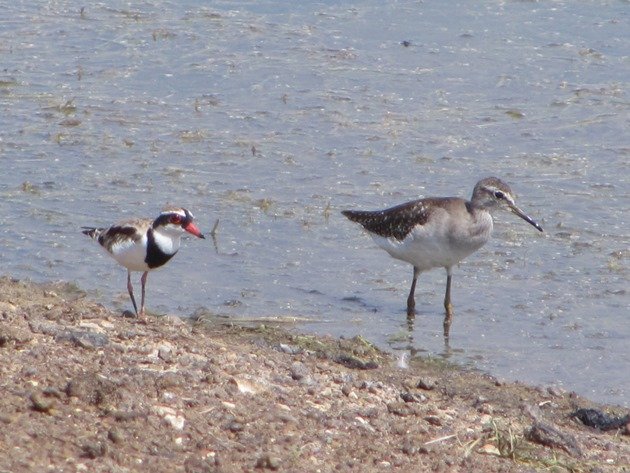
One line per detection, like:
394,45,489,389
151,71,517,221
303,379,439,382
342,177,543,337
82,207,205,318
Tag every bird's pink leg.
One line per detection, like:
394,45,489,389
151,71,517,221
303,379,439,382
139,271,148,318
127,271,139,316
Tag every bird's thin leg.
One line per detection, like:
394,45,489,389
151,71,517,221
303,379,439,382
127,271,139,316
443,267,454,338
139,271,148,318
407,266,420,318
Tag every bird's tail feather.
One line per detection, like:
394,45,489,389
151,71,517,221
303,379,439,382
81,227,103,239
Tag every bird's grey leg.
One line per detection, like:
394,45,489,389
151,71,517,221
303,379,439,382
139,271,148,318
443,267,454,338
407,266,420,318
127,271,139,316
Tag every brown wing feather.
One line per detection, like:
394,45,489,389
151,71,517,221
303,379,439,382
98,225,142,252
343,198,448,241
83,218,151,253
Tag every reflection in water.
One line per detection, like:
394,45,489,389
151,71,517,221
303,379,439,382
399,315,457,361
209,219,221,254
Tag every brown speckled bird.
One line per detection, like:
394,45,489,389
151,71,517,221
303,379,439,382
342,177,543,336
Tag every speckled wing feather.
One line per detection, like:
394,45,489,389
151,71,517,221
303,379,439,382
342,198,443,241
82,218,151,254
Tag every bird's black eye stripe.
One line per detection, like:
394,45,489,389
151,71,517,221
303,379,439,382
494,191,504,199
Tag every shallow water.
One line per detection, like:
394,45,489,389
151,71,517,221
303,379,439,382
1,1,628,406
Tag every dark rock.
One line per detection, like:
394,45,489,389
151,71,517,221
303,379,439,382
525,421,582,457
571,408,630,432
359,380,383,393
227,421,245,433
400,392,426,403
424,415,442,426
416,378,436,390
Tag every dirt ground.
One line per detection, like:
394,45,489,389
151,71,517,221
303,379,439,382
0,277,628,472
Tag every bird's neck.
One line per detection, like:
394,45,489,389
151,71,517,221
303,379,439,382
145,228,181,269
464,201,494,238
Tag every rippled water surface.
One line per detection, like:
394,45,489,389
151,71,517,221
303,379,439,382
1,1,628,406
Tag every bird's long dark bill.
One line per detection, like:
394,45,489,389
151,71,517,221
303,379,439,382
509,203,543,232
184,222,205,239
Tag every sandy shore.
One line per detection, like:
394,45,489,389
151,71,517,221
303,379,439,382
0,276,628,472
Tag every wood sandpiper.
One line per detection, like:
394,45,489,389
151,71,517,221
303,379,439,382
342,177,543,337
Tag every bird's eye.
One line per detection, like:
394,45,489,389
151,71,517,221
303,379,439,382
170,214,183,224
494,191,504,199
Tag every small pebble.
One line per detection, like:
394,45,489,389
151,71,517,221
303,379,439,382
277,343,299,354
424,415,442,426
547,386,566,397
164,413,185,430
254,453,281,470
158,346,173,362
387,402,417,417
402,439,420,455
108,428,124,444
416,378,436,390
30,392,54,413
227,421,244,433
289,362,309,381
81,441,107,459
400,392,426,403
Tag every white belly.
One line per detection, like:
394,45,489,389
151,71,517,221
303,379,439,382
371,211,493,271
107,236,151,272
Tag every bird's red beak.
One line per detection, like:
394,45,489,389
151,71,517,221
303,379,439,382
184,221,205,239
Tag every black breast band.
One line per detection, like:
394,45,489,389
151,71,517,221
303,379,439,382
145,228,177,269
